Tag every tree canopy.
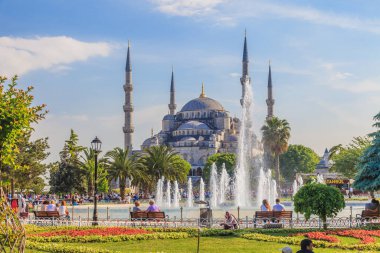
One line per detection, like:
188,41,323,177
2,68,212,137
0,76,47,188
329,136,371,179
294,183,345,229
203,153,236,182
261,116,291,187
353,112,380,192
280,144,319,182
49,130,86,194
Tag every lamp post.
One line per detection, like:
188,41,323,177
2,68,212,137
91,136,102,226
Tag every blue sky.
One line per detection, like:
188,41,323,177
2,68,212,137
1,0,379,162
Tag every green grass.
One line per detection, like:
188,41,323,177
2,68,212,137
25,237,354,253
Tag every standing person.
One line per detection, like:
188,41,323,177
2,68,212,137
220,211,238,230
146,200,160,212
261,199,271,211
296,239,314,253
273,199,285,211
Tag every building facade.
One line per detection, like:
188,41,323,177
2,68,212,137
123,34,275,176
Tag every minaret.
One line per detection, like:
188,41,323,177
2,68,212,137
240,30,251,106
266,61,275,120
168,67,177,115
123,41,134,151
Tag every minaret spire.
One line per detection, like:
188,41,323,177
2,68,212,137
168,66,177,115
123,41,134,151
266,60,275,119
240,30,251,106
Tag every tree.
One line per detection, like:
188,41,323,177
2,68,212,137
353,112,380,195
0,76,47,192
203,153,236,182
294,183,345,229
280,145,319,182
49,130,86,194
11,132,49,193
329,136,371,178
261,117,291,188
141,145,191,187
105,147,146,200
79,148,109,196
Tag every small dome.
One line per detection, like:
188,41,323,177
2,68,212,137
181,137,197,142
163,114,175,120
178,121,210,130
181,97,224,112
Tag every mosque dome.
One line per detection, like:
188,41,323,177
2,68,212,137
178,121,210,130
181,97,224,112
180,83,224,112
163,114,175,120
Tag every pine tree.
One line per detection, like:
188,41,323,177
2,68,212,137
353,112,380,194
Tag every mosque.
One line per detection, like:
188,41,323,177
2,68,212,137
122,34,275,176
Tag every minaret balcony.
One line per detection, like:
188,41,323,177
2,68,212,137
123,105,134,112
123,127,135,133
123,84,133,92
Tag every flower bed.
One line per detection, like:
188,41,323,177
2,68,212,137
31,227,151,237
27,232,190,243
300,231,339,243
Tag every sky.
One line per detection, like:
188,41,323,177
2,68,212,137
1,0,379,162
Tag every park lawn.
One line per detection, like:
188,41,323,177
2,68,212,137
25,237,354,253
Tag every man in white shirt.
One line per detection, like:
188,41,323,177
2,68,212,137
273,199,285,211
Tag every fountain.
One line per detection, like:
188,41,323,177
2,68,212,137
256,168,278,207
173,181,180,208
293,175,304,197
155,176,164,207
218,164,230,205
209,163,219,208
187,177,193,207
199,178,205,202
166,180,171,208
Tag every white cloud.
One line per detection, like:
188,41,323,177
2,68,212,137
151,0,225,16
152,0,380,34
0,36,112,77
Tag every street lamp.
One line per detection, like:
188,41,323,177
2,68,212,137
91,136,102,226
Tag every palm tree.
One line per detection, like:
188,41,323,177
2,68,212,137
79,148,108,197
142,145,190,189
105,147,145,201
261,117,291,189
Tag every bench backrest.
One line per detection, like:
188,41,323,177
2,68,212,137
255,211,273,218
34,211,48,217
47,211,60,217
147,212,165,219
255,211,293,219
130,212,148,219
34,211,60,217
273,211,292,219
362,210,379,217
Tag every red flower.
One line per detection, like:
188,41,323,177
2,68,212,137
299,232,339,243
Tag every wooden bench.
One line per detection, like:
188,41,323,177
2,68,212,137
356,209,380,225
34,211,60,219
130,211,166,221
254,211,293,228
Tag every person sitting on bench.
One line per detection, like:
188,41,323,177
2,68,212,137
365,198,379,212
220,211,238,230
146,200,160,212
273,199,285,211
